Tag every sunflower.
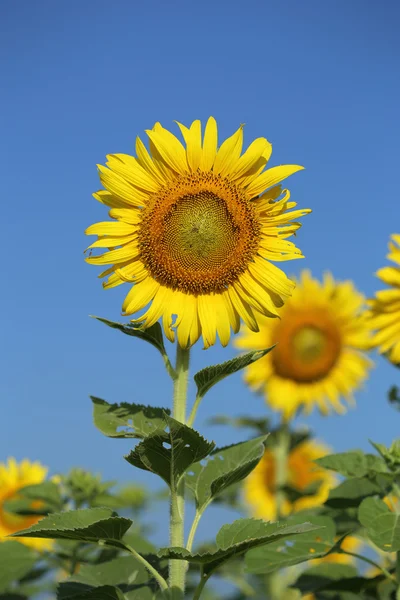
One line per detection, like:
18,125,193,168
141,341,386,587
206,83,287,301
368,234,400,365
85,118,310,348
0,458,52,550
244,439,335,521
236,270,373,420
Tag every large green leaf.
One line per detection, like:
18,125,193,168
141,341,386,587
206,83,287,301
316,452,389,478
4,481,62,515
0,542,38,593
187,436,267,511
245,516,336,574
159,518,320,575
12,508,132,544
359,497,400,552
69,556,149,587
125,416,215,486
194,348,274,399
91,397,170,439
325,477,385,508
57,583,126,599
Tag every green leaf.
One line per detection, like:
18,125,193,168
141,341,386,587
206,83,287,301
325,477,386,508
187,436,267,511
316,452,389,478
293,563,358,594
4,481,62,515
91,397,170,439
92,317,166,358
69,555,150,587
245,516,336,574
11,508,132,544
194,347,274,399
0,542,38,593
208,415,270,434
359,496,400,552
158,518,321,575
57,583,126,600
125,416,215,486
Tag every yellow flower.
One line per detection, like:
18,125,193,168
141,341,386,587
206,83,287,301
236,270,373,420
85,118,310,349
244,440,335,521
368,234,400,365
0,458,51,550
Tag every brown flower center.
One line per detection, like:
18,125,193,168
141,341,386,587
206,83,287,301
272,310,342,382
138,172,260,294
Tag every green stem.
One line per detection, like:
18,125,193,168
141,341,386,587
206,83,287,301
266,425,290,600
193,567,211,600
187,394,202,428
341,550,397,583
123,543,169,592
169,344,190,599
187,509,203,552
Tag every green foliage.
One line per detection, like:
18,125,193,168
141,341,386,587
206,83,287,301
0,542,38,593
316,452,389,478
359,497,400,552
4,481,62,515
325,477,388,508
12,508,132,544
187,436,267,511
159,518,320,575
92,397,170,439
194,347,274,399
245,516,336,574
58,583,127,599
125,416,215,487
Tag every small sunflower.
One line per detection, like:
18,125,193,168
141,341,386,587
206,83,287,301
244,439,335,521
0,458,51,550
368,234,400,365
236,271,373,420
85,118,310,348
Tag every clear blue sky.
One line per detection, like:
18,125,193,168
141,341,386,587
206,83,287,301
1,0,399,545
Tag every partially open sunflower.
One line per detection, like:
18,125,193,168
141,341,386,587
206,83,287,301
85,118,309,348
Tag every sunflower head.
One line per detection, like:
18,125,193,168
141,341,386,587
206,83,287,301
85,118,310,349
244,439,335,521
368,234,400,366
236,270,374,420
0,458,52,550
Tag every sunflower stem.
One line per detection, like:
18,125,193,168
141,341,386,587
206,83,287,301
275,424,289,518
266,424,290,599
169,344,190,599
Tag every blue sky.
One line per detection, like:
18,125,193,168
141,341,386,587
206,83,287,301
2,0,400,544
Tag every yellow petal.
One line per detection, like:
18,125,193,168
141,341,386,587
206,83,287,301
85,241,139,265
213,125,244,177
146,127,188,175
122,278,160,315
230,138,271,180
98,165,147,207
200,117,218,171
135,136,167,186
177,120,202,172
108,208,142,225
85,221,137,236
198,295,217,348
106,154,160,193
246,165,304,198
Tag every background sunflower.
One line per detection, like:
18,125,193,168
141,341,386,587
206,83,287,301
236,270,374,420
